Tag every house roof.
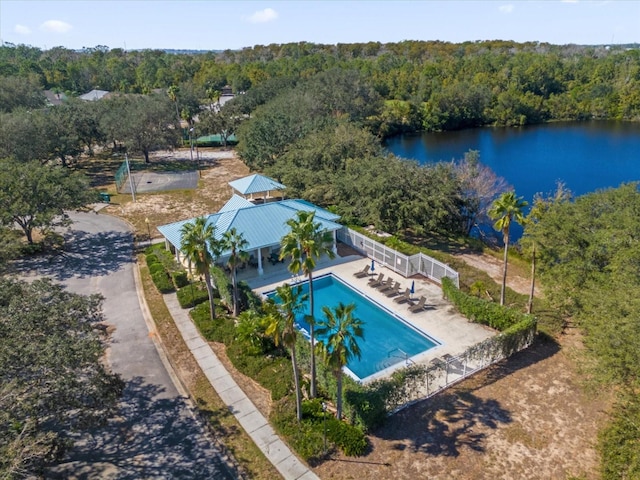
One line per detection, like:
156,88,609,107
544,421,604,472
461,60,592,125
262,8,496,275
228,174,285,195
157,199,341,257
79,89,110,101
218,194,254,212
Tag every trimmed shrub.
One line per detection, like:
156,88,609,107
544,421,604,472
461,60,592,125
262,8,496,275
327,419,368,456
238,281,265,313
211,266,232,309
172,270,189,288
148,263,166,276
271,397,325,461
176,282,209,308
191,304,235,344
145,253,160,265
226,342,293,400
442,276,531,331
151,271,175,293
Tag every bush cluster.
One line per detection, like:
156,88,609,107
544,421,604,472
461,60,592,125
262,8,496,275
190,302,233,342
172,270,189,288
176,282,210,308
441,276,529,331
145,251,176,294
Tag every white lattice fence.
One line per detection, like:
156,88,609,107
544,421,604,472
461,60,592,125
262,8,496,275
337,227,459,287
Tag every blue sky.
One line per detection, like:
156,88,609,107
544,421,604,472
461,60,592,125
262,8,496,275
1,1,638,51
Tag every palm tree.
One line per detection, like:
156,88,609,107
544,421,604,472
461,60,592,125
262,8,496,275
180,216,222,321
167,85,180,123
315,302,364,420
206,87,221,111
222,227,249,317
265,284,307,421
488,191,528,306
522,183,571,313
280,210,335,398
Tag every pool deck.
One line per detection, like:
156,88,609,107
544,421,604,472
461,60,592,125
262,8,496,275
246,253,496,383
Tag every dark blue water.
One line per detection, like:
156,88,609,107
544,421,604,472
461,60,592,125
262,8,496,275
267,274,438,380
386,121,640,239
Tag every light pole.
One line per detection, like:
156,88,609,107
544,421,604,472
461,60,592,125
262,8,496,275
189,126,194,162
322,402,327,454
144,217,151,244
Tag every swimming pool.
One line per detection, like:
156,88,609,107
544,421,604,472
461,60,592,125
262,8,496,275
266,274,440,382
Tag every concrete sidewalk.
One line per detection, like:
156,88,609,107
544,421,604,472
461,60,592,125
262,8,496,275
163,294,319,480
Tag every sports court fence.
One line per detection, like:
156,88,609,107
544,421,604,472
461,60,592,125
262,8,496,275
114,159,129,193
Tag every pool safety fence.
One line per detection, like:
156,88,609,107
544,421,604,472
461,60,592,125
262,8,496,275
379,323,537,415
337,228,459,287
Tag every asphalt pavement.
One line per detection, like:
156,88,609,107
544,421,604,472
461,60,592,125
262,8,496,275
11,211,239,479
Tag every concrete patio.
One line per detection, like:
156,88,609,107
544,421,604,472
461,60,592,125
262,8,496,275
246,251,496,383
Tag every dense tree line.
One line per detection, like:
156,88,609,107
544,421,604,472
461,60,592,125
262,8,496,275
523,183,640,479
1,40,639,130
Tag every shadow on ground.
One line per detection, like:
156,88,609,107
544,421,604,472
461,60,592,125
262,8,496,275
370,335,560,458
47,377,237,479
11,229,133,280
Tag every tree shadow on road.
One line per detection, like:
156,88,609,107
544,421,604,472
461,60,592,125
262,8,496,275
47,376,238,479
11,229,133,281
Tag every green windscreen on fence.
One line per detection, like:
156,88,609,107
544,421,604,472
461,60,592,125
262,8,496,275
114,159,128,193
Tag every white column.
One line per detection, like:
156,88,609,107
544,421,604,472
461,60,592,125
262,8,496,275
332,230,338,255
257,247,264,275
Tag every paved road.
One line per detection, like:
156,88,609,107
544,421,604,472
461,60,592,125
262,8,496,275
13,211,237,479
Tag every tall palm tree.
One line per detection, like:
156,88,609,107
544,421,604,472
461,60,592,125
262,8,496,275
206,87,221,111
488,191,528,306
280,210,335,398
265,284,307,421
316,302,364,420
522,183,571,313
180,216,222,321
222,227,249,317
167,84,180,123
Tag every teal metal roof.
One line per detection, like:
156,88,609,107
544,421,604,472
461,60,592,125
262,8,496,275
279,199,340,221
228,174,286,195
219,194,254,212
157,199,342,257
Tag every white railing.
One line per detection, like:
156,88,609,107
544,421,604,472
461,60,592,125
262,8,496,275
337,227,459,287
379,326,537,415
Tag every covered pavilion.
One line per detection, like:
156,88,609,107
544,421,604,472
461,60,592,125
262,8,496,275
228,174,286,203
157,176,341,276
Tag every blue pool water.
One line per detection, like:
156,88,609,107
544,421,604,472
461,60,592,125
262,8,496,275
266,274,439,381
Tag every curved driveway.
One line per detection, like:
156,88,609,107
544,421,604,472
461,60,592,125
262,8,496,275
13,211,237,479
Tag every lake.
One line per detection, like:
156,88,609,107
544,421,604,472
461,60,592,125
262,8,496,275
385,120,640,239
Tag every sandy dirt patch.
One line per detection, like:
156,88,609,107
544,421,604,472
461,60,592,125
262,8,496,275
315,329,609,480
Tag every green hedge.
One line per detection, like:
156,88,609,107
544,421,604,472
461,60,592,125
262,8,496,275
172,270,189,288
226,341,293,401
148,263,166,276
271,398,368,460
151,271,175,293
442,276,530,331
190,303,235,343
211,265,232,310
176,282,210,308
145,252,160,265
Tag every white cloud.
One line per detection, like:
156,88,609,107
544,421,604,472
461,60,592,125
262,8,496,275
499,4,515,13
40,20,73,33
561,0,579,3
246,8,278,24
14,24,31,35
